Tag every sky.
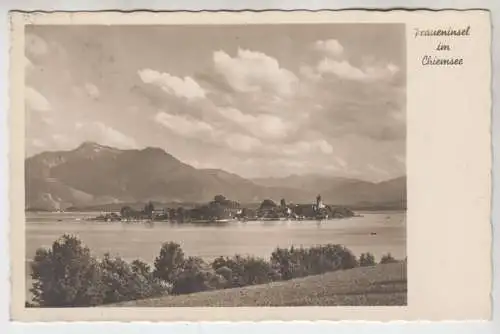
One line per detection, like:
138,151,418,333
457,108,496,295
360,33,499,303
25,24,406,181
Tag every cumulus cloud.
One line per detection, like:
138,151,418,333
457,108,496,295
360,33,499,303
224,133,262,152
394,155,406,166
213,49,298,96
84,83,100,99
138,69,206,100
154,110,264,153
25,86,51,112
25,56,33,71
299,65,322,81
52,134,69,145
391,109,406,122
281,139,333,156
216,107,288,140
154,112,214,139
367,164,390,178
75,122,137,149
143,41,402,178
71,83,100,101
309,38,399,83
42,116,54,125
314,39,344,57
29,123,137,155
24,25,405,180
335,157,348,168
317,59,365,81
32,138,46,148
317,58,399,82
25,33,48,56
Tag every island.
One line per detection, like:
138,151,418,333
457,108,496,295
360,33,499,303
87,194,356,223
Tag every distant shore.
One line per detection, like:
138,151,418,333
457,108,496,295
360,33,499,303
27,212,366,224
26,204,405,213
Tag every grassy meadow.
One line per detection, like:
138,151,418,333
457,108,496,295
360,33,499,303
110,262,407,307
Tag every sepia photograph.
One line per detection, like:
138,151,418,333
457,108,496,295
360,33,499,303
22,21,407,309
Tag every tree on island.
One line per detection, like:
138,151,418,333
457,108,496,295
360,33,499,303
144,201,155,219
120,205,135,219
259,199,277,210
213,195,227,204
176,207,186,223
212,195,240,210
280,198,287,208
257,199,279,219
168,208,176,221
207,202,229,221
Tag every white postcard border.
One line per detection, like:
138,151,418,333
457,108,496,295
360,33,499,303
2,3,491,326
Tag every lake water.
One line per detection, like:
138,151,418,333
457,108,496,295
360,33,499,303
25,211,406,302
26,211,406,262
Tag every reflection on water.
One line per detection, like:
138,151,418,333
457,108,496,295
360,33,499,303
26,211,406,262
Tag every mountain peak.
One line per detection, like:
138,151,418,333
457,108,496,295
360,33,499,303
74,141,121,155
77,141,102,149
141,146,167,154
26,143,407,211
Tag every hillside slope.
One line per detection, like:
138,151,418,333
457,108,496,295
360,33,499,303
254,174,406,208
26,142,406,211
110,262,407,307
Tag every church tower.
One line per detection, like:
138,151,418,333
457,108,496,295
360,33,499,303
315,194,324,210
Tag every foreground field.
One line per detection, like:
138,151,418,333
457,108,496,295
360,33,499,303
110,262,407,307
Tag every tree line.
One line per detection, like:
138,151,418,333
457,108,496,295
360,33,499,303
27,234,402,307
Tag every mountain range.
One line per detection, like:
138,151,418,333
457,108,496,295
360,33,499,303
25,142,406,211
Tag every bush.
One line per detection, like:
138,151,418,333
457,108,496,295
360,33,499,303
30,235,168,307
359,252,376,267
153,242,185,283
311,244,359,271
380,253,398,264
270,244,358,280
211,255,280,288
30,235,104,307
270,247,304,280
214,265,233,284
99,255,168,304
30,235,396,305
171,256,224,294
131,259,152,276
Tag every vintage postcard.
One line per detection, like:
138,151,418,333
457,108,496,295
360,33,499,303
9,10,491,321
